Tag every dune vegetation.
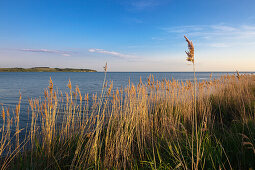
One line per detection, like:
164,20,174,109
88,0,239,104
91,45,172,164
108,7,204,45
0,37,255,169
0,71,254,169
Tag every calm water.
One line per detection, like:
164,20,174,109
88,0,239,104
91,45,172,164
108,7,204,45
0,72,253,127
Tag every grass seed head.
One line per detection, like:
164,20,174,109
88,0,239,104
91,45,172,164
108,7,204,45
184,35,194,63
67,79,72,89
48,77,54,93
104,62,108,72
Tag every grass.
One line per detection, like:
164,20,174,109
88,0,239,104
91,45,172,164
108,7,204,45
0,73,254,169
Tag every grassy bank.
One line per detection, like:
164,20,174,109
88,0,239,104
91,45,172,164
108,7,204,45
0,74,255,169
0,67,97,72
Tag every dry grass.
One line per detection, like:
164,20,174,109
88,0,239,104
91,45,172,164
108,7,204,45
0,72,254,169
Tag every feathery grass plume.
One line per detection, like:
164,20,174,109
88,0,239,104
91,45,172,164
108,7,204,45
236,70,240,79
48,77,53,94
184,35,194,63
104,62,108,72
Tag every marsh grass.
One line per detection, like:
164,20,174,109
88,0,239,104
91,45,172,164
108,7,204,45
0,72,254,169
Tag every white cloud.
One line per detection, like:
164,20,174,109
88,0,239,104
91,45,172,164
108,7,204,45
209,43,229,48
162,24,255,47
88,49,97,53
164,24,255,39
88,48,140,60
211,25,237,32
163,25,205,33
20,48,72,56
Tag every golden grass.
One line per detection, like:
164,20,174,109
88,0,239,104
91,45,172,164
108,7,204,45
0,72,254,169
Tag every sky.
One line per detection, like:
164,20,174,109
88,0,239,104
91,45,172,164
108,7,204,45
0,0,255,72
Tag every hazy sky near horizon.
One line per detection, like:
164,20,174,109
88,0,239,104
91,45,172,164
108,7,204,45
0,0,255,72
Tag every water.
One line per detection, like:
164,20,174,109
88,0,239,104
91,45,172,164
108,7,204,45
0,72,253,127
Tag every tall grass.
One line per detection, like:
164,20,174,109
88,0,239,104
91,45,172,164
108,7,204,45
0,72,254,169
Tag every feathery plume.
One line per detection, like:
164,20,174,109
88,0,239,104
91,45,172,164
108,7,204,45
104,62,108,72
184,35,194,63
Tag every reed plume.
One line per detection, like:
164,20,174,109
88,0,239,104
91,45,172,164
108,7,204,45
184,35,194,63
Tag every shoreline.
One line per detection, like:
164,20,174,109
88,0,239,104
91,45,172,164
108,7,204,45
0,67,97,72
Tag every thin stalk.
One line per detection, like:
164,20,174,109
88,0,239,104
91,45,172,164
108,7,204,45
193,62,199,170
191,62,196,170
94,62,108,169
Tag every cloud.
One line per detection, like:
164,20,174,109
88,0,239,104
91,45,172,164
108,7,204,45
164,24,255,39
163,25,205,33
88,48,140,60
20,48,72,56
209,43,229,48
162,24,255,47
210,25,237,32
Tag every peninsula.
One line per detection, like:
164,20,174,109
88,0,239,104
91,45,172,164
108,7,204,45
0,67,97,72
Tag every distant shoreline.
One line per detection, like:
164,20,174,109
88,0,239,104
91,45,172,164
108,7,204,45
0,67,97,72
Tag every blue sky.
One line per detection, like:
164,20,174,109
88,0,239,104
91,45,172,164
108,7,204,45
0,0,255,71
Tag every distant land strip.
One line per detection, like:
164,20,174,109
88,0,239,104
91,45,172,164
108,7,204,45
0,67,97,72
